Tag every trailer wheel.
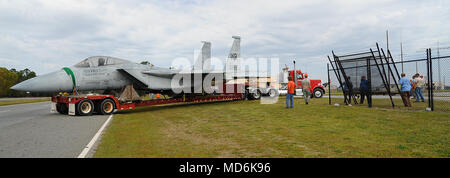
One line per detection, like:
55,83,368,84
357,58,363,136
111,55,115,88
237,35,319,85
76,99,94,116
98,99,115,115
313,89,324,98
56,103,68,114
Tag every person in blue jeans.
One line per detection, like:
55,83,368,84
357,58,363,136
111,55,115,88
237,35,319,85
399,73,412,107
286,76,296,108
360,76,369,104
414,75,425,102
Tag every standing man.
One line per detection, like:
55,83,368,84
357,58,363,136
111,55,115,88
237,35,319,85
342,76,353,105
411,74,417,100
286,76,296,109
414,75,425,102
399,73,412,107
301,73,311,105
360,76,369,104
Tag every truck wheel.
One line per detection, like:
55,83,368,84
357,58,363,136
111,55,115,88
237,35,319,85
313,89,324,98
98,99,115,115
251,90,262,100
268,89,278,98
76,99,94,116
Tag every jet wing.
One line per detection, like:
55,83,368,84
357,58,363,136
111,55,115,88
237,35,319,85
117,69,149,89
142,69,176,78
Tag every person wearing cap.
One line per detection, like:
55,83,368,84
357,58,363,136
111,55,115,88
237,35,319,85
301,73,311,105
286,76,296,109
399,73,412,107
414,74,425,102
410,74,417,100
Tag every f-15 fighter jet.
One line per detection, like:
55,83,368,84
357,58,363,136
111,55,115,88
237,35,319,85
11,36,241,97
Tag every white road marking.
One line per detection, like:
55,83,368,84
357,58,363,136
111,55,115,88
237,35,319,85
77,114,114,158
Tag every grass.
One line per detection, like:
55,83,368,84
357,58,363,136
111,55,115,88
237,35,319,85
0,98,50,106
336,97,450,112
94,97,450,158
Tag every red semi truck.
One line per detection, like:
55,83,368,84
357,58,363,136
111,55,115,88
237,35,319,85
286,70,325,98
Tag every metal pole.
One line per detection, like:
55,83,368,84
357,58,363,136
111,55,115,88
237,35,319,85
367,55,372,108
328,56,345,104
382,49,401,95
388,50,402,80
427,49,431,109
371,48,395,108
328,63,331,105
376,43,395,108
293,59,296,81
430,49,434,111
333,51,353,105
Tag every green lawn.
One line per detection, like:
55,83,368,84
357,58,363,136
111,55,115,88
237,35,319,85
331,97,450,112
94,97,450,158
0,98,50,106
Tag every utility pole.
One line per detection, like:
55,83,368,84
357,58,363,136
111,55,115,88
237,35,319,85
416,61,418,74
386,30,390,85
400,42,404,73
437,41,441,89
386,30,389,51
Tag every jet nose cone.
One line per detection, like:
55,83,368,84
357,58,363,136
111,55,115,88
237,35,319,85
10,69,74,93
10,82,26,91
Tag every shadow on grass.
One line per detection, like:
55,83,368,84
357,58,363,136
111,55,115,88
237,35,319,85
114,100,243,115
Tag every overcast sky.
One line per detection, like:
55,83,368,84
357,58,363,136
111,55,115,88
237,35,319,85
0,0,449,81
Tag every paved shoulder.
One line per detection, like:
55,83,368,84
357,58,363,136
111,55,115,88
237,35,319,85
0,97,48,101
0,102,110,158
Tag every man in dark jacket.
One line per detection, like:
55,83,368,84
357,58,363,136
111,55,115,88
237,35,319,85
342,76,353,105
360,76,369,104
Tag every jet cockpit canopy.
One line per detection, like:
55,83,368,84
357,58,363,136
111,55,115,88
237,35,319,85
74,56,131,68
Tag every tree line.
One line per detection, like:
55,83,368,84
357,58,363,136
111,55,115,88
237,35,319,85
0,67,50,97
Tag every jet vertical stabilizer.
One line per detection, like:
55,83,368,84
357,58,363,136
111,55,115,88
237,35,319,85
226,36,241,79
194,41,211,73
229,36,241,59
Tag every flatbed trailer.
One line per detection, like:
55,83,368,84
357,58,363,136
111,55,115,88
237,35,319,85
51,84,245,116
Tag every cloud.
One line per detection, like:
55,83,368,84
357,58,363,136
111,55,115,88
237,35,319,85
0,0,449,82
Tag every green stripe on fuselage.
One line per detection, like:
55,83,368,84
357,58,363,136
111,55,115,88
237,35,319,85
63,67,76,89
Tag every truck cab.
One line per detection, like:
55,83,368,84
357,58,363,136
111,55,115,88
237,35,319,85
288,70,325,98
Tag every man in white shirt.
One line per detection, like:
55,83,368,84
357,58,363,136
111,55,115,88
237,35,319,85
414,75,425,102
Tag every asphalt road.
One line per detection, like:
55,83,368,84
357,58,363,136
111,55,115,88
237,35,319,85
0,102,109,158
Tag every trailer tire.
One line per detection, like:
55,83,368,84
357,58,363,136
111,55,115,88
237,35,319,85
98,99,115,115
56,103,68,114
76,99,94,116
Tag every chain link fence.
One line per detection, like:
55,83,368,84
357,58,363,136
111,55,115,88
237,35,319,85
429,49,450,112
327,44,450,112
